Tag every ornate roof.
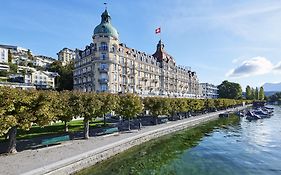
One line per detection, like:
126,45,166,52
93,9,119,39
152,40,175,63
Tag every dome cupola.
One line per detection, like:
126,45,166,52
93,9,119,39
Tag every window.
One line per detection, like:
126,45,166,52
100,42,108,51
100,63,108,69
114,74,117,81
100,53,107,60
101,84,108,91
87,77,91,82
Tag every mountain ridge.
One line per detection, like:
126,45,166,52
262,82,281,92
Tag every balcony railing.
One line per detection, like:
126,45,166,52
98,78,109,84
98,67,108,72
99,47,108,51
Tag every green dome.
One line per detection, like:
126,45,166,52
94,10,119,39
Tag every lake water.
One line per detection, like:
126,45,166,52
77,106,281,175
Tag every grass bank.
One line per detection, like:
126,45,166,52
0,120,108,142
76,114,240,175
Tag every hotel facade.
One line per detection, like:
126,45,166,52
74,9,200,98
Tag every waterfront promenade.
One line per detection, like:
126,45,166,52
0,106,247,175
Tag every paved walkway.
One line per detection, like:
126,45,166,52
0,107,246,175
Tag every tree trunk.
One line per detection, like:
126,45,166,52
7,126,17,154
138,120,142,130
64,121,68,132
128,118,131,131
5,129,10,140
103,114,106,126
84,118,90,139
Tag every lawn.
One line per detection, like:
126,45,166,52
0,119,110,142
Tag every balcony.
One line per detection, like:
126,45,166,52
152,79,158,83
142,77,148,81
99,47,108,52
98,67,108,73
98,78,109,84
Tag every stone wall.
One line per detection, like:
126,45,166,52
23,106,248,175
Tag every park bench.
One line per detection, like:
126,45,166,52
159,118,169,123
97,127,119,136
219,113,229,118
41,135,70,146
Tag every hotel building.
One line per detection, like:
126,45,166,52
199,83,219,99
57,48,76,66
74,9,199,98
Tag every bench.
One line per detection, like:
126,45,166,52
97,127,119,136
41,135,70,146
159,118,169,123
219,113,229,118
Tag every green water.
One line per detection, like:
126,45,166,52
76,106,281,175
76,115,240,175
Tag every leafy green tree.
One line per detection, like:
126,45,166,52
8,50,13,63
168,98,179,118
117,94,143,130
204,99,215,111
9,63,18,74
0,87,38,153
143,97,170,124
69,91,101,139
48,61,74,90
217,80,242,99
251,88,255,100
189,99,204,112
0,70,8,77
268,92,281,103
54,91,73,132
245,85,252,100
96,93,119,126
214,99,224,110
255,87,259,100
259,86,265,100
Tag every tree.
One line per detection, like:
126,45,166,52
259,86,265,100
255,87,259,100
0,70,8,77
143,97,170,124
268,92,281,103
69,91,101,139
0,87,38,153
217,80,242,99
48,61,74,90
8,50,13,63
117,94,143,130
204,99,215,111
9,63,18,74
96,93,119,126
251,88,255,100
54,91,73,132
31,91,58,126
245,85,252,100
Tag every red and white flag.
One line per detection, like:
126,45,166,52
155,27,161,34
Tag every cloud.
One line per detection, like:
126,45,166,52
227,57,273,78
274,62,281,72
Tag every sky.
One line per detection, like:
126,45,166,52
1,0,281,90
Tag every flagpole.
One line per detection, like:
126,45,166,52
160,26,161,41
